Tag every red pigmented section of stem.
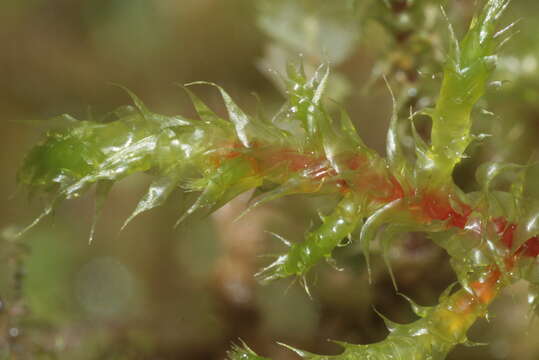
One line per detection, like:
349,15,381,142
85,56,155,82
267,149,321,172
346,154,367,171
405,189,472,229
449,267,502,321
418,191,471,229
214,144,539,270
470,268,501,305
493,217,539,258
491,217,539,270
521,237,539,257
378,176,405,202
493,217,517,248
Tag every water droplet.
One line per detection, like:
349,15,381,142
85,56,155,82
484,55,498,70
8,328,19,338
489,80,504,90
407,87,418,97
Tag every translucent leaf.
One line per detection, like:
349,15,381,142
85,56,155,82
278,342,319,360
89,180,114,244
121,176,179,231
238,177,322,221
373,307,401,333
384,76,405,172
188,81,252,148
398,293,432,318
181,85,223,125
475,162,524,192
227,341,269,360
360,199,404,282
111,84,152,120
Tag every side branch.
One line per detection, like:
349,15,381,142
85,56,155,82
229,269,503,360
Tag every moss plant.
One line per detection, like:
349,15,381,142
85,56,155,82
15,0,539,359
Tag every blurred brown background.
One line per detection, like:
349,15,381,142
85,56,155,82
1,1,539,359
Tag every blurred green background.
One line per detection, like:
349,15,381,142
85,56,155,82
1,0,539,359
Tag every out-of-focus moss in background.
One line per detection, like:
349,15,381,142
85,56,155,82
1,0,539,359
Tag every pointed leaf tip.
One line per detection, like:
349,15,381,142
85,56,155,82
227,340,269,360
110,83,151,118
89,180,113,244
186,81,252,148
121,177,178,232
372,306,400,333
360,199,403,283
398,293,431,318
278,342,317,359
